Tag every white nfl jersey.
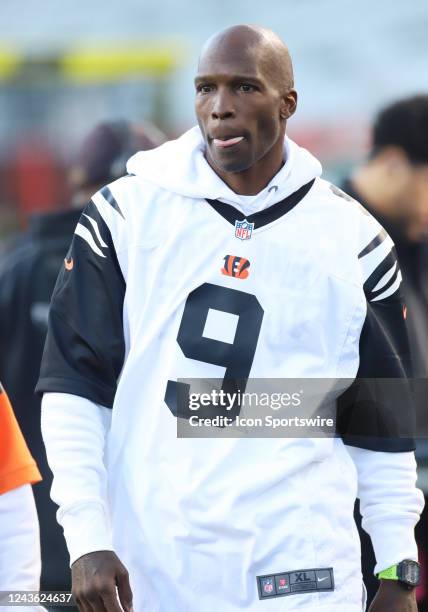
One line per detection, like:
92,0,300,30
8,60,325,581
37,129,414,612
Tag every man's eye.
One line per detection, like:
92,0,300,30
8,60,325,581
197,85,213,94
238,84,256,92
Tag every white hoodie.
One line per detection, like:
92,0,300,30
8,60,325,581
40,127,423,612
127,126,322,214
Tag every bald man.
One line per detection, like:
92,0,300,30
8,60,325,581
38,26,423,612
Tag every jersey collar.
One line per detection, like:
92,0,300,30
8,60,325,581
205,179,315,230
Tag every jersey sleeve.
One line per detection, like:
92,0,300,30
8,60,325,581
36,196,126,408
337,214,415,452
0,385,41,495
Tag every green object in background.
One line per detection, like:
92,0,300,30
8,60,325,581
60,44,184,82
0,43,185,83
0,49,21,79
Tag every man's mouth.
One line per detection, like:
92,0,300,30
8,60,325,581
212,136,245,149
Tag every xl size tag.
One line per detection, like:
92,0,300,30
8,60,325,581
257,567,334,599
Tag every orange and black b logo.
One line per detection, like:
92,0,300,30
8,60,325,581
221,255,250,280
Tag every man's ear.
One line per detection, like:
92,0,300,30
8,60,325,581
377,146,412,182
280,89,298,120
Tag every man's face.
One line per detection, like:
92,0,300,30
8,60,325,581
405,164,428,241
195,45,293,174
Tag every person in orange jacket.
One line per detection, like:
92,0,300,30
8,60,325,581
0,383,42,594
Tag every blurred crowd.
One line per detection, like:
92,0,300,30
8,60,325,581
0,118,166,610
0,94,427,609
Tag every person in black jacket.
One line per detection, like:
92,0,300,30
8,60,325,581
342,95,428,610
343,95,428,378
0,119,165,598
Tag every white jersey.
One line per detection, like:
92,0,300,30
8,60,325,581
37,128,420,611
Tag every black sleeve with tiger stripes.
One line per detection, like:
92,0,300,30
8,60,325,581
36,191,126,408
337,215,415,452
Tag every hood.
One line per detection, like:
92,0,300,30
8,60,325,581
127,125,322,212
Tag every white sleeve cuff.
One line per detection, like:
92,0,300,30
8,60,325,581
364,518,418,574
346,445,424,574
59,501,114,566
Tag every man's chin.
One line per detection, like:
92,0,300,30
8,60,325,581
206,150,252,175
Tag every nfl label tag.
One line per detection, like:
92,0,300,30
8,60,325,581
235,219,254,240
257,567,334,599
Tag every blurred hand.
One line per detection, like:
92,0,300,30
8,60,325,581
71,550,133,612
368,580,417,612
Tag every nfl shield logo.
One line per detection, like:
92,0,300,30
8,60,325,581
235,219,254,240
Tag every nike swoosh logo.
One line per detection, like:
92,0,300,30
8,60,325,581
317,577,329,582
64,257,74,271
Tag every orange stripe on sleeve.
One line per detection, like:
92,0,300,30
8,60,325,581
0,384,42,495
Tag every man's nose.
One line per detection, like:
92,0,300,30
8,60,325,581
211,89,235,120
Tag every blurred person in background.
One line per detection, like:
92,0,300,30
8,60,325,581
0,120,166,598
343,95,428,378
0,383,42,603
342,95,428,610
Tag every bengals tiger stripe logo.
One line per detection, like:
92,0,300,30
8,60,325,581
221,255,250,279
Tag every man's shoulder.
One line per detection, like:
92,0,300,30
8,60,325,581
94,173,174,219
87,173,186,255
315,177,368,214
314,178,384,236
320,180,397,286
304,178,393,282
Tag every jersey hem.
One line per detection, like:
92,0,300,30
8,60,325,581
36,376,115,408
343,435,416,452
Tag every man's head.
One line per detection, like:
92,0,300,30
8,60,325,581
354,95,428,242
195,25,297,191
69,120,166,207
